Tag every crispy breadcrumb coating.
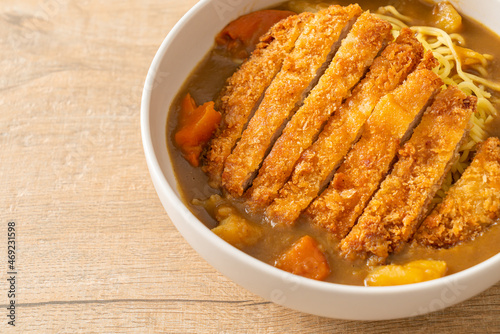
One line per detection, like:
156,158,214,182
203,13,311,188
307,51,442,238
265,35,433,226
340,86,476,264
222,5,362,197
246,12,392,211
415,137,500,248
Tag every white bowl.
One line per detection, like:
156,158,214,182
141,0,500,320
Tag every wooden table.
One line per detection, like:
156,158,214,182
1,0,498,332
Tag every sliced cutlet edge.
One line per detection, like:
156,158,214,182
203,13,312,189
306,51,442,238
221,4,363,197
415,137,500,248
264,31,430,226
245,12,392,211
340,86,476,264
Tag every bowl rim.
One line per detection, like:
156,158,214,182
141,0,500,310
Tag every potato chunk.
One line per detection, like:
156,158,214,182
365,260,447,286
431,1,462,33
275,235,330,281
211,203,263,249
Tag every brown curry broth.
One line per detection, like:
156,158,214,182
167,0,500,285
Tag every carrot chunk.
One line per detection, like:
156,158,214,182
174,93,221,166
178,92,197,127
215,10,296,59
275,235,330,281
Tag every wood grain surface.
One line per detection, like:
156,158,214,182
0,0,499,332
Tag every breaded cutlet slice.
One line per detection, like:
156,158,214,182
203,13,312,189
340,86,476,264
415,137,500,248
306,51,442,238
222,4,363,197
263,31,428,226
245,12,392,211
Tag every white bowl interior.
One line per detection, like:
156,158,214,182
141,0,500,320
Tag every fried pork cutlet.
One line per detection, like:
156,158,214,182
222,4,363,197
415,137,500,248
245,12,392,211
340,86,476,264
264,34,430,226
203,13,312,189
306,51,442,238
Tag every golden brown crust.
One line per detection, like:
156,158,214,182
203,13,311,188
307,50,442,238
221,4,363,197
264,31,431,226
340,86,476,264
245,12,392,211
415,137,500,248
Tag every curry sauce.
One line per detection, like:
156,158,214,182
167,0,500,285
